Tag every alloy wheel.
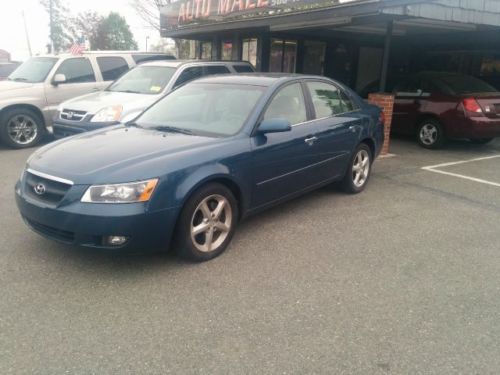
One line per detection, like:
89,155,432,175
190,194,233,253
419,123,438,146
7,114,38,145
352,149,370,188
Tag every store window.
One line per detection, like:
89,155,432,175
201,41,212,59
242,38,258,67
270,39,297,73
221,40,233,60
302,41,326,75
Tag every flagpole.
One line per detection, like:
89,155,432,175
22,11,33,57
49,0,54,53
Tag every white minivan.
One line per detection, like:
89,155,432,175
52,60,255,139
0,51,174,148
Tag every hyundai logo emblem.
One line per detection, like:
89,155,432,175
34,183,46,195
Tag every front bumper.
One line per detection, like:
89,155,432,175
15,181,179,251
53,119,119,139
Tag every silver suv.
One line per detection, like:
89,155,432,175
0,51,174,148
53,60,255,138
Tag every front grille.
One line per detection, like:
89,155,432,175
60,109,87,121
24,171,72,205
25,218,75,243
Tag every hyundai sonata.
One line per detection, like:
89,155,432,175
15,74,384,261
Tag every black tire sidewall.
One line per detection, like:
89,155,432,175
342,143,372,194
417,120,444,149
0,108,44,149
175,183,238,262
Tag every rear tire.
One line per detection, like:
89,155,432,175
341,143,372,194
416,119,445,149
469,138,493,145
0,107,45,149
174,183,238,262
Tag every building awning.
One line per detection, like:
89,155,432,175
160,0,500,38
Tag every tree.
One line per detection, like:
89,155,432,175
92,12,138,50
68,11,103,48
130,0,169,32
39,0,72,53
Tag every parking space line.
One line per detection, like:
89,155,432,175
422,154,500,188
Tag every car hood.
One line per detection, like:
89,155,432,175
27,126,223,184
61,90,161,115
0,81,36,100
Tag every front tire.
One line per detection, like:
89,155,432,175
0,107,45,149
175,183,238,262
417,119,445,149
341,143,372,194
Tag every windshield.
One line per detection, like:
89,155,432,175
135,83,265,137
107,65,176,94
8,57,58,83
438,75,498,95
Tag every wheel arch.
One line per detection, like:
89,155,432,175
415,113,445,134
179,174,246,221
360,137,376,159
0,104,46,126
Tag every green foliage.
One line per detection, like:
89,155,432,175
92,12,138,50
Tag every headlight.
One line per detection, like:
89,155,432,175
81,179,158,203
90,105,123,122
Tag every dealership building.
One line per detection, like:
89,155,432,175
160,0,500,94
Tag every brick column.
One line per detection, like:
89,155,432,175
368,93,394,155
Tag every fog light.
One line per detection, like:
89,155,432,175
105,236,128,246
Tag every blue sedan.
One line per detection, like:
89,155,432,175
15,74,384,261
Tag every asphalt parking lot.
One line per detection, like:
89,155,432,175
1,137,500,374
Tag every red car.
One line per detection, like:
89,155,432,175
390,72,500,148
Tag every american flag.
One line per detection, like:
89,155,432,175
69,36,86,55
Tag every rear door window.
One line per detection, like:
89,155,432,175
97,56,129,81
55,58,95,83
205,65,230,75
306,81,345,118
174,66,203,88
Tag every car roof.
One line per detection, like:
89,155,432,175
190,73,327,87
138,60,254,68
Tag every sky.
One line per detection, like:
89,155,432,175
0,0,162,61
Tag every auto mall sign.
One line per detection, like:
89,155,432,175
161,0,359,29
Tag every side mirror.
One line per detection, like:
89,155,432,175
258,118,291,134
52,73,67,85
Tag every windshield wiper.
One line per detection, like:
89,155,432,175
10,77,29,82
152,125,194,135
125,122,142,128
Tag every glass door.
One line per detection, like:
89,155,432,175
270,38,297,73
302,41,326,75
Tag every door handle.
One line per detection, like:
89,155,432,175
304,136,318,146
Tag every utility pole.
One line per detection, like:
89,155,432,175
22,11,33,57
49,0,54,54
146,36,149,52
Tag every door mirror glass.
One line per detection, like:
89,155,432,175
258,118,291,133
52,73,66,85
